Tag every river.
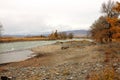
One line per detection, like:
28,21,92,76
0,40,56,53
0,39,92,64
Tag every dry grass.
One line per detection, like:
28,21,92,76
87,67,117,80
87,42,120,80
97,42,120,62
0,37,48,42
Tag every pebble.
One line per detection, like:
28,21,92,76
113,63,118,67
96,63,102,68
67,76,73,80
0,62,109,80
81,70,87,74
116,68,120,73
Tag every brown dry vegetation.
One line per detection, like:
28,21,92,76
0,30,74,42
87,42,120,80
90,0,120,43
0,37,49,42
88,1,120,80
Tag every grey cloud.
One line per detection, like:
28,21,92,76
0,0,119,34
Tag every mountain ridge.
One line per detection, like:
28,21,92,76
3,30,88,37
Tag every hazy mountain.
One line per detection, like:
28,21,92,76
63,30,88,37
2,30,88,37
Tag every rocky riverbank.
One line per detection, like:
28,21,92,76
0,40,119,80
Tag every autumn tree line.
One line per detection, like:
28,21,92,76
90,0,120,43
48,30,73,40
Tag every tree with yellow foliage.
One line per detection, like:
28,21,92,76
107,2,120,41
90,0,115,43
90,0,120,43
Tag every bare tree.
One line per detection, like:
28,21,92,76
68,33,74,39
101,0,120,42
90,0,120,43
101,0,119,18
90,16,109,43
58,32,67,39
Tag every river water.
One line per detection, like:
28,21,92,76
0,40,56,53
0,39,92,64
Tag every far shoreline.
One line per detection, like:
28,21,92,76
0,36,89,43
0,37,50,43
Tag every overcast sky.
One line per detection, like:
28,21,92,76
0,0,119,34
